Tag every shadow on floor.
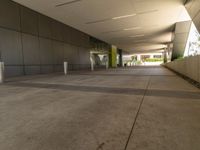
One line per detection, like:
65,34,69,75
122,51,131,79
6,82,200,99
73,73,176,77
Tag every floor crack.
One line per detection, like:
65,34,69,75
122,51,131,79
96,142,105,150
124,76,151,150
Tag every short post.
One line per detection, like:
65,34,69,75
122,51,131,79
91,61,94,71
106,61,109,69
64,61,68,75
0,62,5,83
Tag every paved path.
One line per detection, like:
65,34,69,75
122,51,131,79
0,66,200,150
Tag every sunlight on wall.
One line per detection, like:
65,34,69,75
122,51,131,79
184,23,200,56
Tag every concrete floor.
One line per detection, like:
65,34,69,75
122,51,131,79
0,66,200,150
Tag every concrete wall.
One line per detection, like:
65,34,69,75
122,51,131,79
165,55,200,83
171,21,192,60
0,0,91,77
185,0,200,33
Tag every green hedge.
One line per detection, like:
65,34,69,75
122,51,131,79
145,58,163,62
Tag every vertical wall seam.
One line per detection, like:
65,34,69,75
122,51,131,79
37,15,42,74
19,6,26,75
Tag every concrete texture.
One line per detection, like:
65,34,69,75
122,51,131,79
0,0,99,77
185,0,200,32
172,21,192,60
0,66,200,150
165,55,200,83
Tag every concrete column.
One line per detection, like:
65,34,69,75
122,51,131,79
64,62,68,75
163,47,167,63
163,51,167,63
172,21,192,60
118,49,123,67
0,62,5,83
109,45,117,68
137,55,141,61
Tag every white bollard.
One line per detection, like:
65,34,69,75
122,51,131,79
91,61,94,71
0,62,5,83
64,62,68,75
106,61,109,69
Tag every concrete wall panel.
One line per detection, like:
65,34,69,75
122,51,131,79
185,0,200,32
53,41,64,64
186,0,200,19
20,7,38,35
51,21,63,41
193,13,200,31
5,66,23,77
172,21,192,60
22,33,40,65
0,0,106,77
185,56,199,81
0,28,23,65
175,21,192,34
25,66,40,75
78,47,90,64
38,15,52,39
0,0,20,31
78,33,90,48
63,25,70,43
70,29,80,46
39,38,53,65
54,65,63,72
173,33,189,44
63,44,79,64
41,66,54,74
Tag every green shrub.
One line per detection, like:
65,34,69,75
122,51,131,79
175,56,184,61
145,58,163,62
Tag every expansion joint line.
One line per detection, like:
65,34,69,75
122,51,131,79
124,76,151,150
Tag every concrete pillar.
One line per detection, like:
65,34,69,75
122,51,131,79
172,21,192,60
0,62,5,83
163,48,168,63
64,62,68,75
118,49,123,67
109,45,117,68
137,55,141,61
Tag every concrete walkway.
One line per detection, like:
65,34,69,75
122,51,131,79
0,66,200,150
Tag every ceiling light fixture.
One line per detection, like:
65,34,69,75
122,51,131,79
112,14,136,20
129,34,145,38
86,9,157,25
86,13,136,24
55,0,82,7
124,27,141,31
137,9,158,15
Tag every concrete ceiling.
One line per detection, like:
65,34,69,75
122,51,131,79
13,0,191,53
